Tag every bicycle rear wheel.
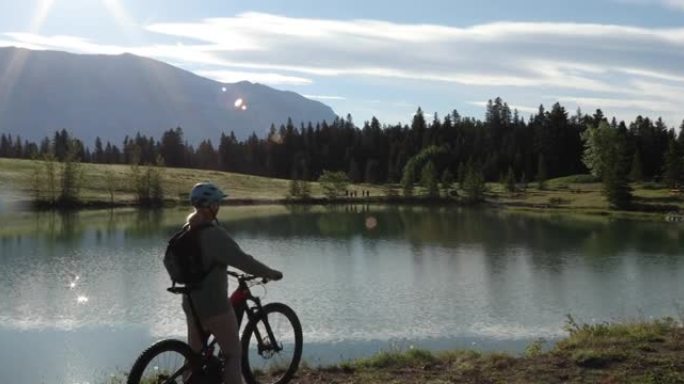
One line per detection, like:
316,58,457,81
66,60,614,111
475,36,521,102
127,339,198,384
241,303,303,384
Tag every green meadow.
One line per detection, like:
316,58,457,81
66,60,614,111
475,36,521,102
2,158,683,222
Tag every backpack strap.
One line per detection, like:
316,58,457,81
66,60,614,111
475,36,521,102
188,221,219,281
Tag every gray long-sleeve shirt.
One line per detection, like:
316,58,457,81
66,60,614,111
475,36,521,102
182,219,274,319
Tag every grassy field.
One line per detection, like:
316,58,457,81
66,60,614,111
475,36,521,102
489,175,684,220
2,158,684,220
0,158,388,205
108,318,684,383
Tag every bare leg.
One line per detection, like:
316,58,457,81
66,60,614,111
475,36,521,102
186,315,203,353
184,315,205,381
202,308,243,384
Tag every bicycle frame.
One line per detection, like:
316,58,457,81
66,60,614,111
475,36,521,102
179,271,282,360
138,272,292,384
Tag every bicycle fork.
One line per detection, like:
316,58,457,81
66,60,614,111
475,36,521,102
230,289,282,355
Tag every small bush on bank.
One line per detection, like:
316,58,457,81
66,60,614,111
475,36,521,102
355,348,438,369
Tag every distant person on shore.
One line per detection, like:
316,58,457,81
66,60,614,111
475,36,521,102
183,182,283,384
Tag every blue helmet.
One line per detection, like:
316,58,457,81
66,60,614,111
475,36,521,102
190,182,228,207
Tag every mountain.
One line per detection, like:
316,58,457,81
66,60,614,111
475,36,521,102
0,47,337,146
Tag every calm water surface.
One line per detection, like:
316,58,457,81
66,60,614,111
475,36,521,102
2,205,684,383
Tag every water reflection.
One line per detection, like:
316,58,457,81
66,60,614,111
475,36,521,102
5,206,684,258
2,206,684,382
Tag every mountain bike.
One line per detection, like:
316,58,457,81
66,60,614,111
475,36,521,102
127,271,303,384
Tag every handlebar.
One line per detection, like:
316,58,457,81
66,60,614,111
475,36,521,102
227,270,270,284
167,271,274,296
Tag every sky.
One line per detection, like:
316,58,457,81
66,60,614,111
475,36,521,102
1,0,684,128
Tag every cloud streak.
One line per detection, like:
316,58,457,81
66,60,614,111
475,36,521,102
664,0,684,10
304,95,347,101
2,12,684,124
614,0,684,11
194,69,312,85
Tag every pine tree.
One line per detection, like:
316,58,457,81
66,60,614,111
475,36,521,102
628,150,643,182
401,162,415,197
662,139,682,188
13,135,23,158
196,140,219,170
504,166,516,193
581,121,616,178
364,159,380,184
93,136,104,163
536,154,548,190
520,172,528,191
457,162,466,186
53,129,69,161
159,127,186,167
463,163,486,203
421,161,439,198
405,107,425,156
0,134,9,157
441,168,454,194
39,137,50,156
348,158,362,183
603,134,632,209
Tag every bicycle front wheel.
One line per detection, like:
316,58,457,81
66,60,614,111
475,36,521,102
241,303,303,384
127,339,198,384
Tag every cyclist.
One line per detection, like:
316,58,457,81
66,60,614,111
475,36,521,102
184,181,283,384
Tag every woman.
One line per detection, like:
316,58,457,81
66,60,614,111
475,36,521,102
184,181,283,384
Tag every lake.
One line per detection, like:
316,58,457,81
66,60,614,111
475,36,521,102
2,205,684,383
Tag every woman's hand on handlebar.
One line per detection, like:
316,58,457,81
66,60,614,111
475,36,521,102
228,269,282,282
268,269,283,281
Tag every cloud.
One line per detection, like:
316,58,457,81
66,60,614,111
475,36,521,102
194,69,312,85
303,94,347,101
2,12,684,124
555,96,675,113
137,14,684,91
6,14,684,91
468,101,539,115
613,0,684,11
664,0,684,10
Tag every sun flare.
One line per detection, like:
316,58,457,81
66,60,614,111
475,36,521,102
31,0,134,33
30,0,55,32
102,0,133,27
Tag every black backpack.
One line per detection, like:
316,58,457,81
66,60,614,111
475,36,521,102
163,223,214,286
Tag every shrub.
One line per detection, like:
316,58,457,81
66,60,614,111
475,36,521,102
318,170,350,199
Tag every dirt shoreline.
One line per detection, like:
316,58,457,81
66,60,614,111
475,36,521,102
266,319,684,384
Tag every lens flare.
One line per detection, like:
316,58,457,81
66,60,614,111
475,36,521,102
221,86,227,92
269,132,283,144
365,216,378,230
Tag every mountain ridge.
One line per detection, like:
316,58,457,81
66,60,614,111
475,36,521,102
0,46,338,145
